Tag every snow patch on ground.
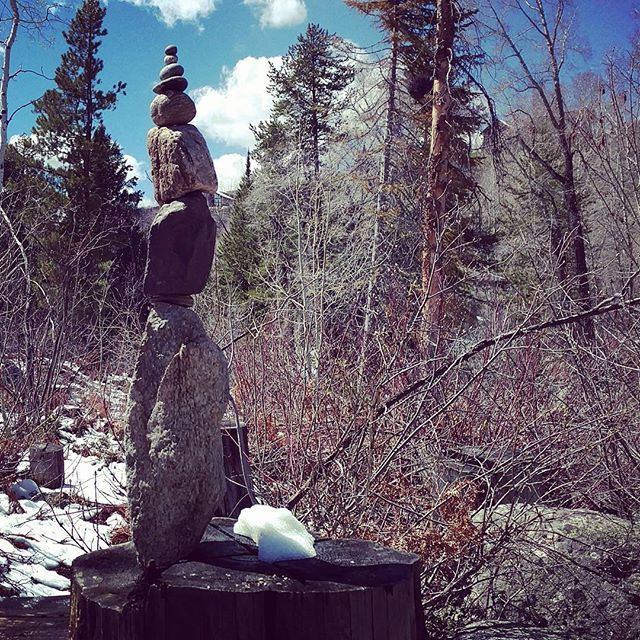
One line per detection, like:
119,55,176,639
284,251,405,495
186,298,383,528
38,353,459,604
0,369,130,596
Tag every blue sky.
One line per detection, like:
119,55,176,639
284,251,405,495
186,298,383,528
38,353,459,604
5,0,638,204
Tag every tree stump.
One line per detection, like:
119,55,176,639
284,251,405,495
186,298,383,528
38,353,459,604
69,518,426,640
215,420,254,517
29,443,64,489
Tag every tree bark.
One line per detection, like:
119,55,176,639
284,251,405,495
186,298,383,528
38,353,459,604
0,0,20,191
30,443,65,489
421,0,454,350
359,33,398,380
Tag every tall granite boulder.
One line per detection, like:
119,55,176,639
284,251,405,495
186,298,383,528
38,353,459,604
126,304,228,568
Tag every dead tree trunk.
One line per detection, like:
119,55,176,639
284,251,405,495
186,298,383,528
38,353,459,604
421,0,454,349
69,518,426,640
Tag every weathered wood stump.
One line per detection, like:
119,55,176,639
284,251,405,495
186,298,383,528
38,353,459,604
30,443,65,489
70,518,426,640
216,421,254,517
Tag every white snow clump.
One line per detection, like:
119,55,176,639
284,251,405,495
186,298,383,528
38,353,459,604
233,504,316,563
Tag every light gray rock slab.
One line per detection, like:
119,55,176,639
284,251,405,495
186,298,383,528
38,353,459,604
125,304,229,568
455,621,571,639
147,124,217,204
467,505,640,640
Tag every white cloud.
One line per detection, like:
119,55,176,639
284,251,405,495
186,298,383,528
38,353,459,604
244,0,306,29
9,133,64,169
122,0,219,26
214,153,247,192
191,56,281,148
123,154,147,184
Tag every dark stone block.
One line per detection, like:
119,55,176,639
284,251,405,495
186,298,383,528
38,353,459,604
153,76,188,95
143,191,216,297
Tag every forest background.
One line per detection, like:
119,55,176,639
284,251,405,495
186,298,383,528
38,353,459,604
1,0,640,636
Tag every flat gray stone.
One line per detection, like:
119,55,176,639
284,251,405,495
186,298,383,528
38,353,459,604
143,191,216,297
150,92,196,127
125,304,229,568
153,76,188,95
454,622,571,639
147,124,217,204
159,63,184,81
165,44,177,56
9,479,40,500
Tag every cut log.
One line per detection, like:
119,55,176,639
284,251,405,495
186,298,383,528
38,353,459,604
30,443,65,489
216,420,254,517
70,518,426,640
0,596,69,640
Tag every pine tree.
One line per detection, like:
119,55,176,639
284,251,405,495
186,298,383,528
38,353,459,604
218,151,262,305
267,23,355,176
29,0,140,282
346,0,496,339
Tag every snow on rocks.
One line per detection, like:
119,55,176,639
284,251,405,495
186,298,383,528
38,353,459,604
233,504,316,563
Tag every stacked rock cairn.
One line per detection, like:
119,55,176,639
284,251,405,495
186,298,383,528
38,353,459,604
125,45,229,569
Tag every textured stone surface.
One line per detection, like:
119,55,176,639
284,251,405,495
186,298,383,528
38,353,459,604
153,76,188,95
159,63,184,80
125,304,229,568
164,55,178,65
467,505,640,640
165,44,177,56
454,624,572,639
143,191,216,297
150,92,196,126
147,124,218,204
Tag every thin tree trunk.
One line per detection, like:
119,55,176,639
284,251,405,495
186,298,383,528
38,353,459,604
358,34,398,379
537,0,594,334
0,0,20,191
421,0,454,348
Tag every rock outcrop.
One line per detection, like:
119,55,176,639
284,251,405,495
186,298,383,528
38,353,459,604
126,45,228,569
467,505,640,640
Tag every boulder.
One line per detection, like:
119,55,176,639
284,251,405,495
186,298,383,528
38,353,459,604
454,622,571,639
467,505,640,640
150,92,196,127
147,124,217,204
143,191,216,298
125,303,229,568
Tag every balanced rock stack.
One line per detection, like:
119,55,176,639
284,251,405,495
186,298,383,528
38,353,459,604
125,45,228,569
144,44,218,307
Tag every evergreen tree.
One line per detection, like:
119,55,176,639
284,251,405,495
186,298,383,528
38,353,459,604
28,0,140,283
218,151,262,305
267,23,355,176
